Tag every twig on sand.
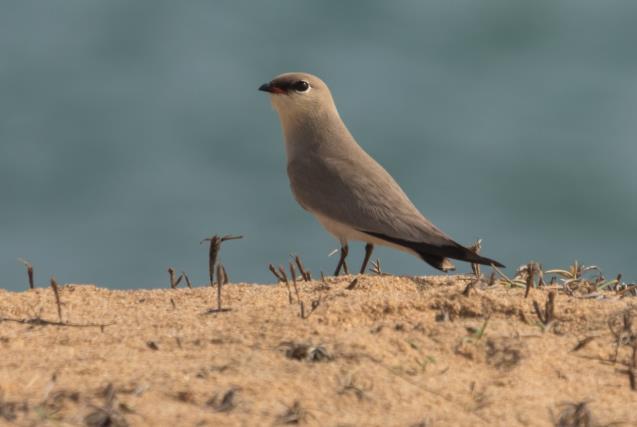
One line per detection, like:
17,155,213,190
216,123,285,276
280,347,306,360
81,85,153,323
216,263,224,311
487,271,496,287
553,402,593,427
294,255,311,281
609,310,635,364
269,264,285,282
203,263,232,314
182,271,193,289
220,265,229,284
520,261,543,298
278,265,289,285
491,263,523,288
533,290,556,329
525,264,535,299
50,277,63,323
628,340,637,391
290,263,303,317
281,268,292,305
276,401,307,425
462,279,478,297
201,234,243,286
346,278,359,290
290,263,300,297
299,301,306,319
468,239,482,278
18,258,34,289
369,259,384,276
167,268,183,289
289,262,299,303
571,336,596,352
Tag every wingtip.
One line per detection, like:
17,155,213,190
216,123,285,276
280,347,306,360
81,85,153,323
465,250,505,269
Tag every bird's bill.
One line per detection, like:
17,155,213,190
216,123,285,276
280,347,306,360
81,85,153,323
258,82,285,94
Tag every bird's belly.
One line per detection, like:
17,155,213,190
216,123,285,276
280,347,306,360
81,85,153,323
313,212,365,241
311,211,418,255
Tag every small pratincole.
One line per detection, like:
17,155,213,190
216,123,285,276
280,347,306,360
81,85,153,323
259,72,504,275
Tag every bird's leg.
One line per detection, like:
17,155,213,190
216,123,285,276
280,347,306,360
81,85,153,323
360,243,374,274
334,244,349,276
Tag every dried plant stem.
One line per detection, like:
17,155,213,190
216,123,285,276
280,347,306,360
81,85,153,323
182,272,193,289
18,258,34,289
369,258,383,275
221,265,229,284
288,262,305,317
537,268,546,287
290,266,301,303
202,234,243,286
469,239,482,278
547,295,555,324
284,280,293,304
290,262,298,284
532,302,543,323
269,264,285,282
524,264,535,299
628,369,636,391
487,271,496,286
571,336,595,352
533,290,556,326
168,267,184,289
50,277,63,323
491,263,520,287
462,279,477,297
168,267,176,288
289,262,298,300
299,301,305,319
216,263,224,311
276,265,287,283
206,236,222,286
295,256,311,281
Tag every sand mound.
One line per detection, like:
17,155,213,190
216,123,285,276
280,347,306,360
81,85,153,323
0,275,635,426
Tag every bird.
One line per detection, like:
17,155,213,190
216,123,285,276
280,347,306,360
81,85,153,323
259,72,504,276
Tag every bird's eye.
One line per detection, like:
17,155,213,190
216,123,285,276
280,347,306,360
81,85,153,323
293,80,310,92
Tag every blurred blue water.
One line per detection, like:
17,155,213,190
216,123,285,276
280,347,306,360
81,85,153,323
1,1,636,290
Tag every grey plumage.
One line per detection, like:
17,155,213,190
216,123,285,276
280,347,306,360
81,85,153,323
259,72,504,273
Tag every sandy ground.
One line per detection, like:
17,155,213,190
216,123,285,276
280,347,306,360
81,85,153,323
0,274,636,426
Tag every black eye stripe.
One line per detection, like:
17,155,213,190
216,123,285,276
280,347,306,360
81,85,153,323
275,80,309,92
270,79,311,93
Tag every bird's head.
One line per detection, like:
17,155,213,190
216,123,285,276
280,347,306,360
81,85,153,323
259,72,336,119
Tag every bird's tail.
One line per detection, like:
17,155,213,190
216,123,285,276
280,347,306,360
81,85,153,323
447,246,505,268
361,230,505,270
418,249,503,273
